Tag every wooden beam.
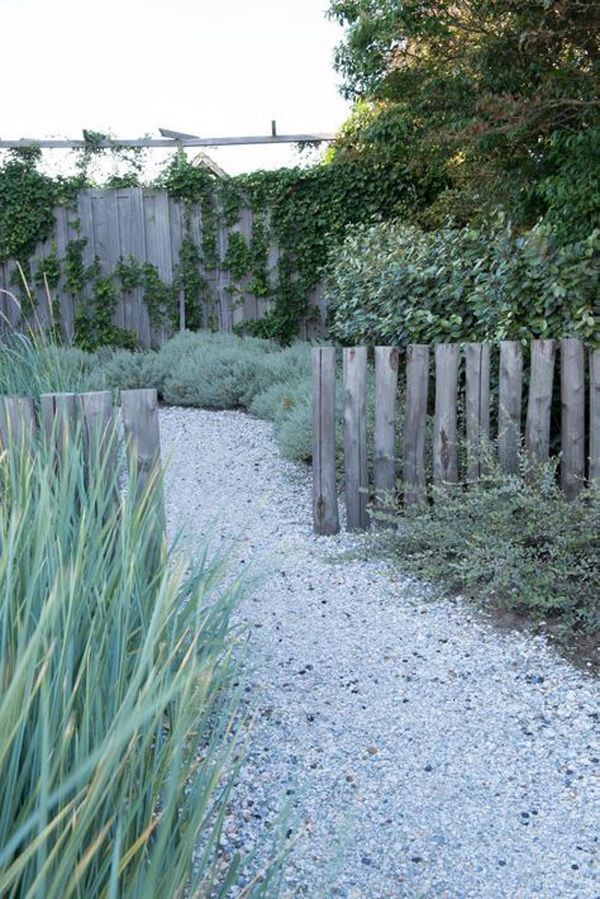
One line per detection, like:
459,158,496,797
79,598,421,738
0,133,335,150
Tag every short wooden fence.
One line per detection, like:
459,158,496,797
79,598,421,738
0,387,163,515
312,339,600,534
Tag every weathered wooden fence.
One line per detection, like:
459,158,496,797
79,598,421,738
312,340,600,534
0,188,326,347
0,387,164,529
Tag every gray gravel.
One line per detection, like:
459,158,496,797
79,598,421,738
161,406,599,899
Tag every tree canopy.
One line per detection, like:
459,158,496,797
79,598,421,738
327,0,600,234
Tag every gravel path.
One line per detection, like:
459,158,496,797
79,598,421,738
161,406,599,899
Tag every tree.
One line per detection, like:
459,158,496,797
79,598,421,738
328,0,600,231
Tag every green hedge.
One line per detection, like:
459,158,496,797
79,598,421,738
325,219,599,347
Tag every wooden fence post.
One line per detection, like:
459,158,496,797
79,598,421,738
374,346,399,521
498,341,523,474
343,346,369,530
312,347,339,535
40,392,78,459
465,342,491,482
433,344,459,488
78,390,116,496
525,340,556,464
590,348,600,482
560,338,585,499
0,396,36,450
403,345,429,505
121,388,162,498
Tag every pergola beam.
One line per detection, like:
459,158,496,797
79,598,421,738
0,133,334,149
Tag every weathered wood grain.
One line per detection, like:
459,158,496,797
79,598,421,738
403,344,429,505
433,344,459,488
560,338,585,499
343,346,369,530
0,395,36,450
498,341,523,474
312,347,339,535
525,340,556,464
465,342,491,482
590,348,600,482
374,346,399,520
40,392,78,461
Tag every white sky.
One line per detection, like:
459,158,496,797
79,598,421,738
1,0,350,176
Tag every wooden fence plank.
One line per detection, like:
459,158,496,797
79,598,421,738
343,346,369,530
526,339,556,464
590,348,600,482
403,344,429,505
498,341,523,474
78,389,114,461
433,344,459,488
465,342,491,482
121,388,162,498
121,388,165,568
374,346,399,519
0,396,36,450
312,347,339,535
40,392,78,460
560,338,585,499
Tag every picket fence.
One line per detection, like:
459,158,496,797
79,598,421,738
312,339,600,535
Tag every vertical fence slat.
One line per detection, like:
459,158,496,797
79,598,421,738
312,348,339,535
403,344,429,505
433,344,459,488
343,346,369,530
498,341,523,474
465,342,491,482
78,389,114,466
40,393,78,457
590,348,600,482
526,339,556,464
560,338,585,499
121,388,162,497
374,346,399,519
0,396,36,450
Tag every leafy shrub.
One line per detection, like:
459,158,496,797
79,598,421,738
83,348,154,392
0,424,275,895
326,218,599,347
377,456,600,639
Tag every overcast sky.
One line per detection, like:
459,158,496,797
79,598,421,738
2,0,350,175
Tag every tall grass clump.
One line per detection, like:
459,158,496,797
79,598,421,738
0,332,92,399
0,425,273,897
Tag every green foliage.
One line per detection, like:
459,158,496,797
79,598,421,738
0,332,93,398
326,219,599,346
86,330,316,463
376,458,600,638
142,262,177,330
328,0,600,230
0,421,270,895
174,235,205,331
0,149,60,264
33,242,61,290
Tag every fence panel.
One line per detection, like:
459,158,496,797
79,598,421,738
560,338,585,499
498,341,523,474
526,339,556,464
591,348,600,482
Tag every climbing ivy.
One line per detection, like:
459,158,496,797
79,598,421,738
0,142,415,344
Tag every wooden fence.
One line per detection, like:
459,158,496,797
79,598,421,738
312,339,600,534
0,387,164,526
0,188,325,347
